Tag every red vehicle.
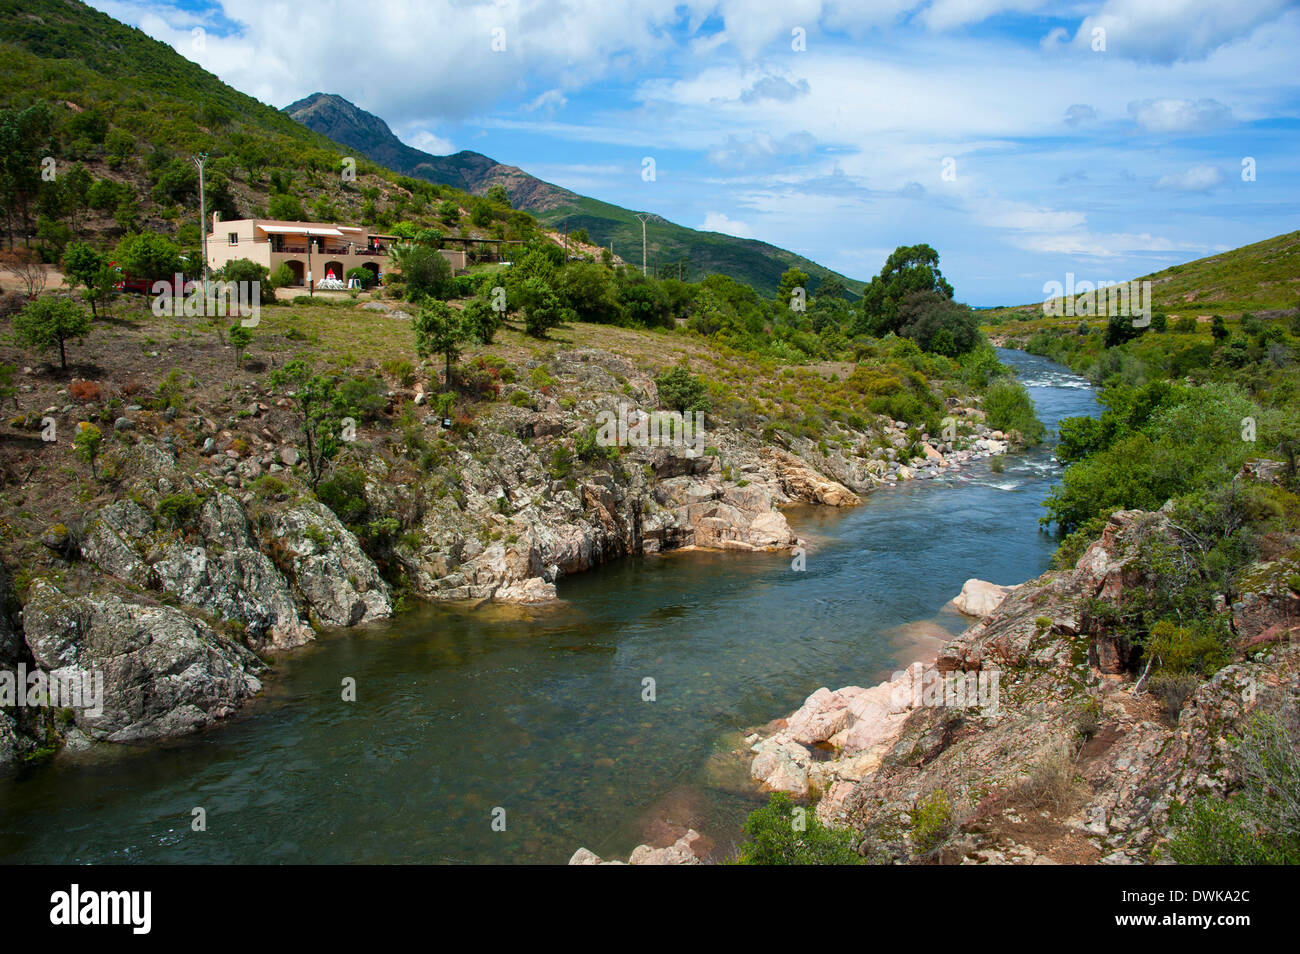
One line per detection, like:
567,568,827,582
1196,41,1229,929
111,258,192,296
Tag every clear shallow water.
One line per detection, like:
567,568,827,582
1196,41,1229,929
0,350,1096,864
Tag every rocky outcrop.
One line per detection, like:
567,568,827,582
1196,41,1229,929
82,494,314,651
568,829,706,865
21,582,264,743
747,506,1300,864
270,501,392,626
952,579,1018,617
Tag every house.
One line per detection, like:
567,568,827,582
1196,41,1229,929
205,214,468,288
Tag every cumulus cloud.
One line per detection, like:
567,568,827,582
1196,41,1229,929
700,211,756,238
1068,0,1291,63
1154,164,1225,192
1129,98,1233,133
404,130,455,154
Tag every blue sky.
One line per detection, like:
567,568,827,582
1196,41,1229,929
93,0,1300,304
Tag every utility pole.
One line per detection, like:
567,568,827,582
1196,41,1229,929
194,152,209,315
634,213,652,276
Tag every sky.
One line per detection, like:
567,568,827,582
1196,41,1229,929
91,0,1300,305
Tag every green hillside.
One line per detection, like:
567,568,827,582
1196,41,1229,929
983,230,1300,332
286,92,864,298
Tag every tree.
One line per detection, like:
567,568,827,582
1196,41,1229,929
73,422,103,480
0,103,55,249
515,276,568,337
413,299,466,390
229,324,252,368
896,290,980,356
777,266,809,312
13,295,92,370
114,232,182,280
270,360,348,489
62,241,109,317
1105,313,1144,348
267,192,306,221
857,244,953,337
557,262,621,324
653,365,710,413
736,792,862,865
1211,315,1229,343
486,184,511,207
462,297,501,344
219,258,275,304
390,243,452,301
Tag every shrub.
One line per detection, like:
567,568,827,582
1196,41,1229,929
13,296,92,370
735,792,862,865
1169,716,1300,864
1148,671,1200,721
983,378,1045,444
346,267,377,289
156,492,201,529
911,790,954,851
315,466,369,526
653,365,710,413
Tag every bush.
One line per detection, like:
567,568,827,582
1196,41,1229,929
1169,716,1300,864
911,790,954,851
218,258,275,304
983,378,1045,443
156,492,201,529
735,792,862,865
315,466,369,526
346,267,377,289
653,365,710,413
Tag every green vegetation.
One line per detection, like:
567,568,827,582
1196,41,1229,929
12,295,91,369
735,792,862,865
1169,716,1300,864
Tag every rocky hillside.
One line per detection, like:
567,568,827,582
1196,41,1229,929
741,500,1299,864
0,297,1017,771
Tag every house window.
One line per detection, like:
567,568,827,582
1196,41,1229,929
228,232,238,245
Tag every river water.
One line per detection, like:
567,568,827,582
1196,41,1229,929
0,349,1096,864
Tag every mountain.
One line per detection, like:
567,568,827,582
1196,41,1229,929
286,93,865,297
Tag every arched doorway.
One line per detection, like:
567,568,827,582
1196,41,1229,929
323,261,344,283
283,260,305,286
361,261,379,285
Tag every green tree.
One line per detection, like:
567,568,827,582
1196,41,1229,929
736,792,862,865
13,295,92,370
267,192,306,221
896,290,980,356
219,258,275,304
462,297,501,344
229,324,252,368
61,241,109,317
1210,314,1229,343
653,365,710,413
413,299,466,390
270,360,349,489
0,103,55,249
73,421,103,479
857,244,953,337
390,243,452,301
485,184,511,207
777,266,809,312
556,261,622,324
114,232,182,280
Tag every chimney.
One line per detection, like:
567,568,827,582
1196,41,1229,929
212,210,222,229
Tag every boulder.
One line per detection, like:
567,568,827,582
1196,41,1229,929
953,579,1017,617
271,501,392,626
21,582,264,742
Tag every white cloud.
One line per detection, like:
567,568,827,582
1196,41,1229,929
1154,164,1225,192
1069,0,1292,63
1129,98,1233,133
405,130,455,154
700,211,756,237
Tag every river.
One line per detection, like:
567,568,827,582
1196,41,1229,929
0,349,1096,864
